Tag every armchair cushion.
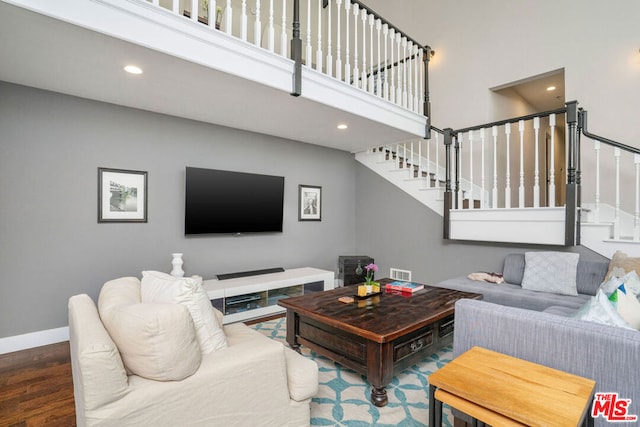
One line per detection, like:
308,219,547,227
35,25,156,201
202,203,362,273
141,271,227,354
98,277,202,381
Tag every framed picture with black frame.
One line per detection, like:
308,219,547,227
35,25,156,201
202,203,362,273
298,184,322,221
98,167,148,223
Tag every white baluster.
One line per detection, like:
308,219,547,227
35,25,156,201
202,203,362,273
402,37,407,108
504,123,511,208
326,0,332,77
614,147,621,239
241,0,247,40
418,139,422,178
456,134,462,206
316,0,322,72
413,45,419,113
208,0,217,28
254,0,262,47
152,0,159,6
548,114,556,207
594,141,601,222
306,0,312,67
343,0,350,83
426,138,431,187
389,29,395,104
480,128,486,209
469,131,474,210
518,120,525,208
336,0,342,81
376,19,381,97
407,41,413,111
352,3,359,87
281,0,288,55
396,144,401,168
533,117,540,208
635,154,640,241
382,24,389,100
409,141,414,177
190,0,198,21
368,14,374,93
403,144,407,170
360,9,367,90
172,0,178,14
492,126,498,208
395,33,401,105
267,0,274,51
225,0,232,35
435,132,440,187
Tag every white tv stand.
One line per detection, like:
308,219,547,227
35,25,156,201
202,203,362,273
202,267,334,324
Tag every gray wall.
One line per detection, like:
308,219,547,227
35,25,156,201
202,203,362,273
354,164,606,285
0,82,356,338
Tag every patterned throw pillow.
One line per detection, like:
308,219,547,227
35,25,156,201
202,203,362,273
521,251,579,296
615,287,640,330
605,250,640,281
573,289,634,329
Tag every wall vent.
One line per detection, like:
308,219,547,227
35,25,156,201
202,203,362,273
390,268,412,281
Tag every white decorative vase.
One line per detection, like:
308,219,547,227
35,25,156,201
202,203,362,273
171,253,185,277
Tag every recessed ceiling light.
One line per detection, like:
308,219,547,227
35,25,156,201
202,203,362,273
337,124,348,130
124,65,143,75
546,86,556,92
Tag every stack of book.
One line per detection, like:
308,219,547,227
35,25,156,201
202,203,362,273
384,281,424,294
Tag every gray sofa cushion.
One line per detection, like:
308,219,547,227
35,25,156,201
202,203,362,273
433,277,590,311
502,253,608,296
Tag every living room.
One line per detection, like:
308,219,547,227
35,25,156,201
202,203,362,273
1,0,639,424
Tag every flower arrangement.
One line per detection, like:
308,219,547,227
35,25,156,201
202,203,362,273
364,263,378,286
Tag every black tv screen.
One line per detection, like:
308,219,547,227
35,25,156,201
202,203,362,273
185,167,285,234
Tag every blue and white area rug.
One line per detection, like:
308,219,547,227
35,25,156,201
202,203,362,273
251,318,454,427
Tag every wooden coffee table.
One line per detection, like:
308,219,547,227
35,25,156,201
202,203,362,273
278,279,482,406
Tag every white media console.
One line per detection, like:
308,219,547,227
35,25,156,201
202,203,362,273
202,267,334,324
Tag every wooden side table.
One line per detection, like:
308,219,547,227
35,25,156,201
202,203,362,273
428,346,596,427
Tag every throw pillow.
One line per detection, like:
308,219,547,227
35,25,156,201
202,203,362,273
141,271,228,354
98,277,202,381
572,289,634,330
521,251,579,296
605,250,640,281
616,288,640,330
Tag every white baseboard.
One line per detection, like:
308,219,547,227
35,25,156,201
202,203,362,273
0,327,69,355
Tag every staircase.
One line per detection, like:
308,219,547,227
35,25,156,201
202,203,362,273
356,107,640,258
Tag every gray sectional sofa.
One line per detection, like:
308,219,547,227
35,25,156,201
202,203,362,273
434,253,609,312
434,253,640,427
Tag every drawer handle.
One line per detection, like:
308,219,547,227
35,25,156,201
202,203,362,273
410,340,424,353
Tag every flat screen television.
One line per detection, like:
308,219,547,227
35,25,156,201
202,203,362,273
185,167,285,235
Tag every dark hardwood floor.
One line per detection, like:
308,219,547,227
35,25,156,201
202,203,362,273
0,342,75,427
0,314,283,427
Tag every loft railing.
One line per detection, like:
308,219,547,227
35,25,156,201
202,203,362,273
146,0,430,123
578,108,640,241
434,101,640,246
438,102,578,244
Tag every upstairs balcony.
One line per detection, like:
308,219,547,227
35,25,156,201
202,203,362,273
0,0,430,153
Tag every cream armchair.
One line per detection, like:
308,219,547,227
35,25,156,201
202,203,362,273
68,277,318,427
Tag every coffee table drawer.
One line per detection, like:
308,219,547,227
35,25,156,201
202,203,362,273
394,328,434,363
299,319,367,363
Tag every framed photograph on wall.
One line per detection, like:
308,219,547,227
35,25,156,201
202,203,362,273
98,168,148,223
298,184,322,221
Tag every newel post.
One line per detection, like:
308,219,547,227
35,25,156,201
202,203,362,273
565,100,580,245
443,128,454,239
423,46,432,137
291,0,302,96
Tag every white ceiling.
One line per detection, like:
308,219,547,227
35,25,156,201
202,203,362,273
0,1,424,153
